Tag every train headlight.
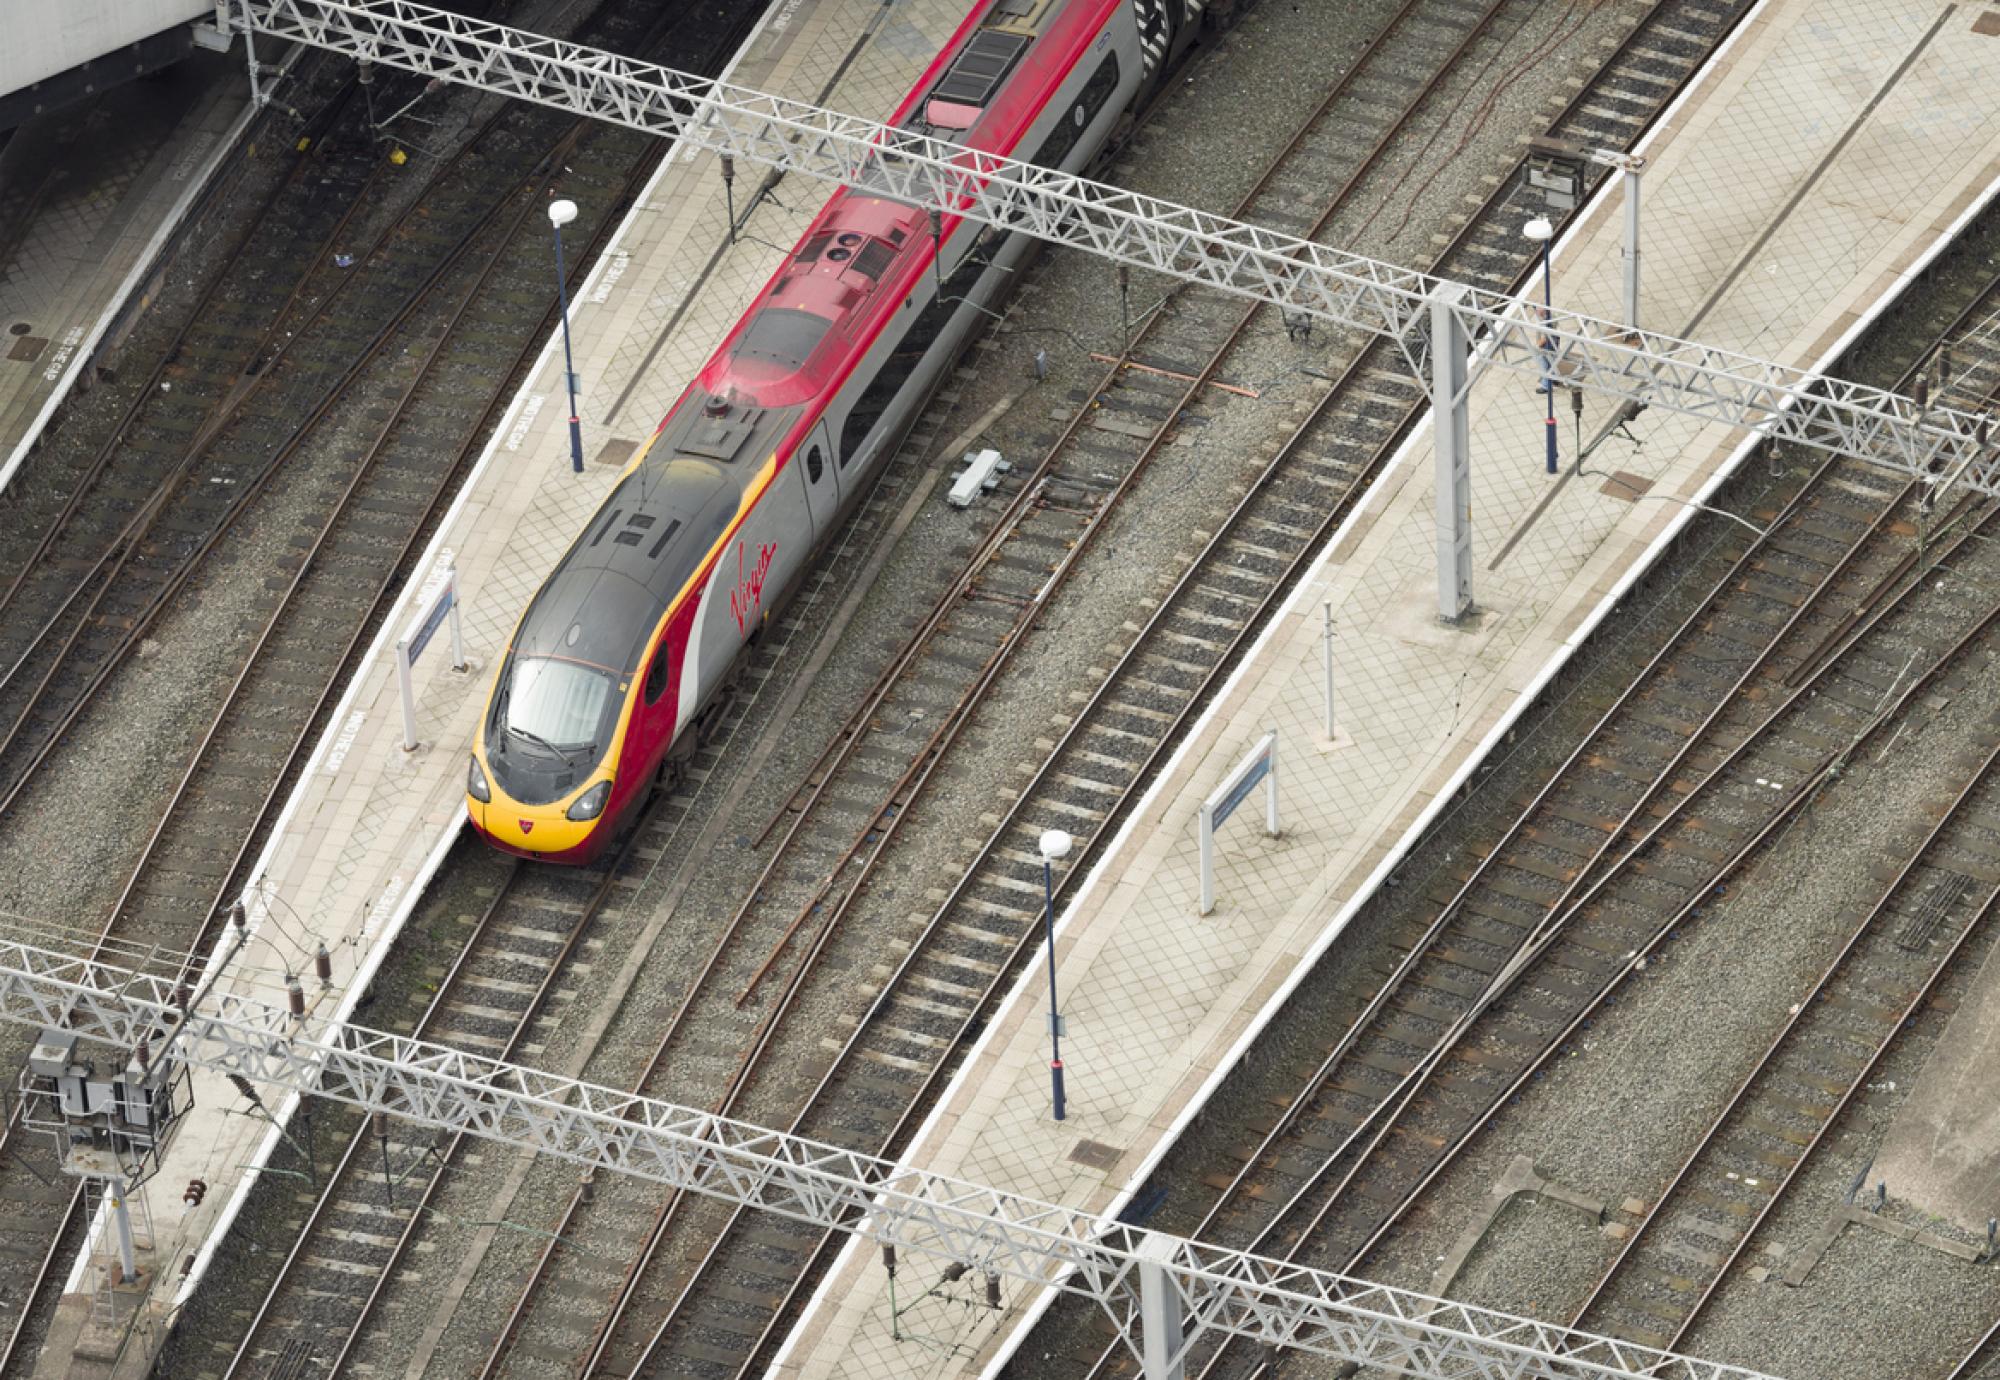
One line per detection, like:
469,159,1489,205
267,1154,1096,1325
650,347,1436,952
467,755,491,803
566,779,612,822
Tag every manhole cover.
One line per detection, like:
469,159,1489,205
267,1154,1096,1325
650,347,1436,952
7,322,31,337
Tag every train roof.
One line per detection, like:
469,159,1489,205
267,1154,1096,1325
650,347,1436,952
513,399,797,675
694,0,1123,416
508,0,1123,678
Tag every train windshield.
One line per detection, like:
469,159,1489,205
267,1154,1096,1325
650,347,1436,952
504,657,614,752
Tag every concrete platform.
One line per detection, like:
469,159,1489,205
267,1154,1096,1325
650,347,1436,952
24,0,990,1372
769,2,2000,1375
0,48,255,494
1872,921,2000,1238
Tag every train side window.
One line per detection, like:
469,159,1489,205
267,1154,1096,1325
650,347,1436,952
644,645,670,704
806,444,824,483
842,367,902,466
839,226,1013,468
1031,53,1120,170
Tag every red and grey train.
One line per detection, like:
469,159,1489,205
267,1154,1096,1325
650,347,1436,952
468,0,1207,862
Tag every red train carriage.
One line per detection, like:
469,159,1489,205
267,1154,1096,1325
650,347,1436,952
469,0,1204,862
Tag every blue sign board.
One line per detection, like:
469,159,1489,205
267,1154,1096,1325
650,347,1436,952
1210,752,1269,831
408,587,454,665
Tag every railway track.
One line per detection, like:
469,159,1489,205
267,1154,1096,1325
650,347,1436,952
1046,283,2000,1378
1170,510,2000,1380
1559,302,2000,1361
521,2,1770,1377
0,82,385,796
1568,721,2000,1353
0,58,362,609
0,78,609,825
219,844,614,1377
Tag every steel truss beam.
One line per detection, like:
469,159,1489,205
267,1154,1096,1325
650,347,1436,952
230,0,1992,492
0,936,1778,1380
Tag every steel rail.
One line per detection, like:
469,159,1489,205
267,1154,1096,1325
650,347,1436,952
220,870,524,1373
1337,563,2000,1252
0,117,449,716
1206,566,2000,1380
1946,1315,2000,1380
1572,741,2000,1352
0,131,569,823
0,1169,87,1376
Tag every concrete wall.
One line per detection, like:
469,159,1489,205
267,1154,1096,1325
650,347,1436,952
5,0,210,99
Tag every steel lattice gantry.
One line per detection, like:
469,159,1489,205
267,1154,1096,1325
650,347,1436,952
225,0,1996,504
0,935,1783,1380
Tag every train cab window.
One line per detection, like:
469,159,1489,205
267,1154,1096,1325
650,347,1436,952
644,646,670,704
805,444,825,483
506,657,614,750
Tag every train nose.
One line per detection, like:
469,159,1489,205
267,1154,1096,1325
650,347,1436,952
499,810,561,850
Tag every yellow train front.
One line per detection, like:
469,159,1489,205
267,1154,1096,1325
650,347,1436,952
465,394,800,863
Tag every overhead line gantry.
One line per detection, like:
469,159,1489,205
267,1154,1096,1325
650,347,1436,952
3,934,1783,1380
219,0,1997,621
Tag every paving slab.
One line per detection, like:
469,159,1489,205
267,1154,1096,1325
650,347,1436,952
771,2,2000,1375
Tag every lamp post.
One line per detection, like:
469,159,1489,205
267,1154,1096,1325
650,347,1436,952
548,198,585,474
1039,828,1072,1122
1523,216,1558,475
